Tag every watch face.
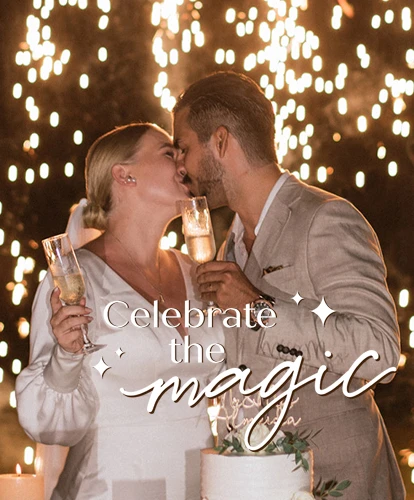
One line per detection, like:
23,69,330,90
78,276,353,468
254,302,266,313
249,296,276,328
253,302,272,319
254,301,271,310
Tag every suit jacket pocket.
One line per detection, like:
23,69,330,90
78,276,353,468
257,329,282,360
256,328,299,361
261,265,296,291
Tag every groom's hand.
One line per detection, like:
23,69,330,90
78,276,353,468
196,261,260,312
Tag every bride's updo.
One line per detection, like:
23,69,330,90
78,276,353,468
83,123,152,230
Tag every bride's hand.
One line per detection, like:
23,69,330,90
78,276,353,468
50,287,93,354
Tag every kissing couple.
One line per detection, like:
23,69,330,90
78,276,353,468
16,71,404,500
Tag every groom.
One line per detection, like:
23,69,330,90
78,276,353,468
173,72,405,499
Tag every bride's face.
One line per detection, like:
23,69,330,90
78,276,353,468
130,127,191,205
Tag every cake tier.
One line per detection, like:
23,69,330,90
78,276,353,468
200,448,313,500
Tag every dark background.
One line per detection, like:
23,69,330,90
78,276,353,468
1,0,414,495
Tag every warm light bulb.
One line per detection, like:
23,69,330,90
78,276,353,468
317,167,327,183
399,289,409,307
377,146,386,159
226,8,236,23
357,116,368,132
356,172,365,188
388,161,398,177
65,162,74,177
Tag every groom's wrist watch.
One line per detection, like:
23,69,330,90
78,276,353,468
249,293,276,329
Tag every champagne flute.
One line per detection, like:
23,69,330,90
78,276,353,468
42,233,106,354
180,196,218,314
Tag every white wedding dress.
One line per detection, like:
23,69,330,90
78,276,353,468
16,248,225,500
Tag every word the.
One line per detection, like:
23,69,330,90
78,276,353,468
169,336,226,364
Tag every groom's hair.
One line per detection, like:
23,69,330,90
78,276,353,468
173,71,277,165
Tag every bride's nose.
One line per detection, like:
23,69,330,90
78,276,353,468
176,161,187,178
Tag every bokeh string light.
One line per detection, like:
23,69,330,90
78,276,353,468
151,0,412,180
1,0,413,487
2,0,118,470
7,2,113,269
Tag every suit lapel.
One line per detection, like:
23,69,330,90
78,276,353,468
244,198,291,283
224,173,305,279
222,172,303,364
244,172,305,282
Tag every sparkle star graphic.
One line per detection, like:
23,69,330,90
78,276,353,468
115,347,125,358
292,292,304,305
93,357,111,378
311,297,335,326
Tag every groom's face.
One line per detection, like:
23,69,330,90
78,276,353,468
173,109,227,208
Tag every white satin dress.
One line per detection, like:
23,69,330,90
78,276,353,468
16,249,225,500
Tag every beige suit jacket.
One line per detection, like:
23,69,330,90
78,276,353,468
221,173,405,499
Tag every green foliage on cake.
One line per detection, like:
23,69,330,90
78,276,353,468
265,430,320,472
313,479,352,498
214,423,319,472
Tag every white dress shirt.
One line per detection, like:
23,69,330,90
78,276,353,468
233,171,289,269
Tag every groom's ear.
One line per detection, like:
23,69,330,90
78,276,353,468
212,126,229,159
112,164,130,186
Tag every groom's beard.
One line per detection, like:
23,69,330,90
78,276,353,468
197,151,229,209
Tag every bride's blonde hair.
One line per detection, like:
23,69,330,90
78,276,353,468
83,123,152,230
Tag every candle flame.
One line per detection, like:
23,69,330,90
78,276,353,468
16,464,22,475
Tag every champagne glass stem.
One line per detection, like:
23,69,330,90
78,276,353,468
79,322,105,354
81,324,92,347
62,297,106,354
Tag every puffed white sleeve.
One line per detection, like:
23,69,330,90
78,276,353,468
15,271,98,447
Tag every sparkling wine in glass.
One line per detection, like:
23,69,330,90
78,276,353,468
180,196,218,313
181,196,216,263
42,233,106,354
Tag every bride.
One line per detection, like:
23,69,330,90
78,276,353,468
16,123,225,500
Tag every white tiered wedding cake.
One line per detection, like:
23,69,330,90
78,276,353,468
200,423,314,500
200,447,313,500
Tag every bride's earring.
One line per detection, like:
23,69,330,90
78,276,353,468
126,175,136,184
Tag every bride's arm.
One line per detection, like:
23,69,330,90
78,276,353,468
16,272,98,447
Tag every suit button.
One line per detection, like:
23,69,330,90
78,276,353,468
277,344,284,353
289,348,298,356
297,350,303,357
282,346,290,354
238,364,248,371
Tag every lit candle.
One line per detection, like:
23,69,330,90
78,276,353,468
207,398,221,448
0,464,44,500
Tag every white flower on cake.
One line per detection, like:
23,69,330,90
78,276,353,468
291,492,315,500
236,423,275,454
